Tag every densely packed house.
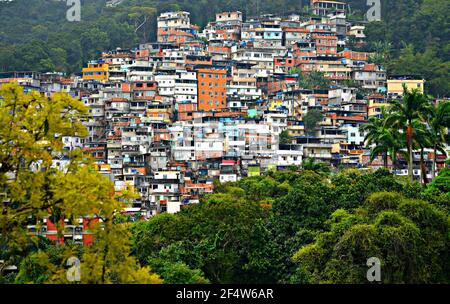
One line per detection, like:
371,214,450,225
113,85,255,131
2,2,446,228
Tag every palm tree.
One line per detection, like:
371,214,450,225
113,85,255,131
360,112,398,168
386,123,405,172
371,41,392,67
428,101,450,178
411,120,432,184
386,86,432,181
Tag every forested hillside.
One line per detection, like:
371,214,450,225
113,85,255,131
363,0,449,97
0,0,448,96
129,167,450,284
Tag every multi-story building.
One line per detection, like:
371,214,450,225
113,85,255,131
82,61,109,82
313,35,338,57
387,75,425,98
174,69,198,104
150,171,183,213
157,11,196,45
353,64,386,92
283,27,310,47
310,0,347,16
367,93,388,118
201,11,243,42
196,67,228,111
227,65,262,101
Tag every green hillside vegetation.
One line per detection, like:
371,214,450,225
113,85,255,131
130,168,450,284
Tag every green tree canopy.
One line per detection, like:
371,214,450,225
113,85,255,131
0,83,161,284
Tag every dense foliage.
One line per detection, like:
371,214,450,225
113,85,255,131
0,83,162,284
361,0,449,96
0,0,448,96
361,87,450,182
0,0,139,74
131,168,450,284
292,192,449,283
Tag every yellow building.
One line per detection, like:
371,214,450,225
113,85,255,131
387,75,424,97
368,93,389,118
287,125,305,137
82,62,109,82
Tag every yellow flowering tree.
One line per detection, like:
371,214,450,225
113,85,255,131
0,83,161,284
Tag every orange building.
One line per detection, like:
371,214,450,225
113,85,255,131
313,35,338,56
274,57,296,73
82,62,109,82
136,49,150,60
178,103,198,121
207,44,232,59
40,217,98,246
196,67,227,111
339,50,369,62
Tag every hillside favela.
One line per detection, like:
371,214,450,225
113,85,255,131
0,0,449,288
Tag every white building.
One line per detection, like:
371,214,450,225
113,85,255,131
277,145,303,167
227,66,262,101
150,171,183,213
342,125,365,146
174,70,197,103
155,74,176,97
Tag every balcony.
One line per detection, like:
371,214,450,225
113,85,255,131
306,153,332,159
